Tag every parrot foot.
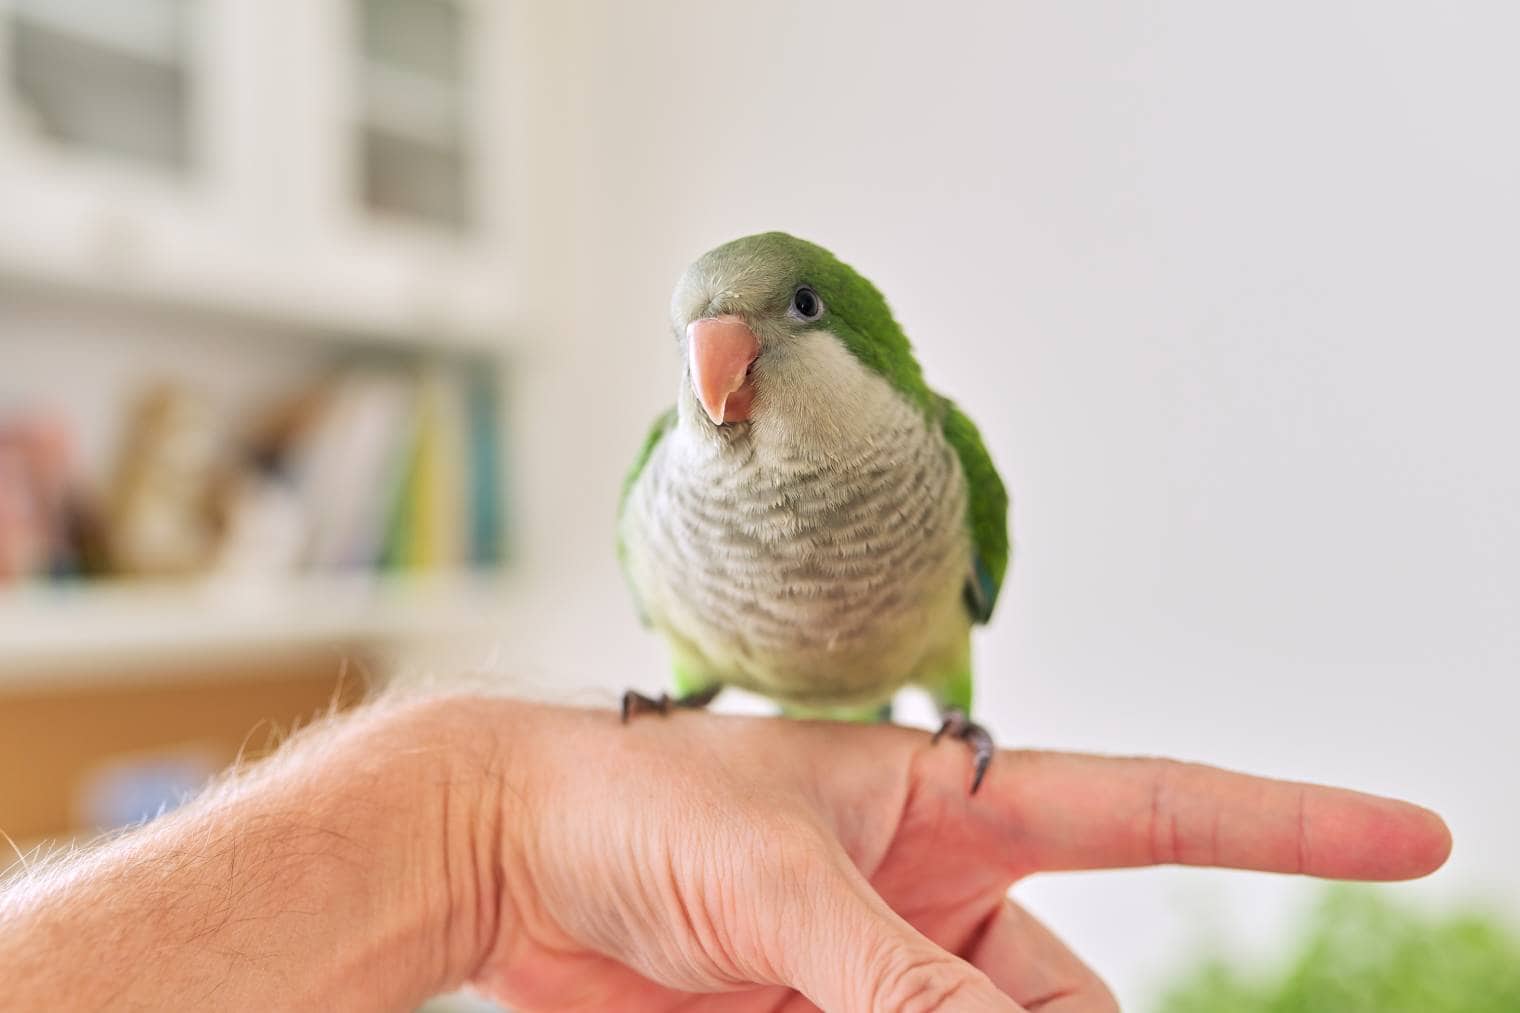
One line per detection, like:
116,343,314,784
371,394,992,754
620,685,722,723
932,709,996,795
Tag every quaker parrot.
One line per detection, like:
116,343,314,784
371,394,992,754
617,232,1010,792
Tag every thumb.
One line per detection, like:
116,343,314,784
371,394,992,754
774,853,1024,1012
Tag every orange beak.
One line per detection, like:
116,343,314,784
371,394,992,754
687,315,760,425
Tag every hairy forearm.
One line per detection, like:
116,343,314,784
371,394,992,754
0,698,504,1011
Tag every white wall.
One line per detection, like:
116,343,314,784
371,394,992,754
491,2,1520,1005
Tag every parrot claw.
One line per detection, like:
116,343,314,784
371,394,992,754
621,690,672,722
933,708,996,795
621,685,723,724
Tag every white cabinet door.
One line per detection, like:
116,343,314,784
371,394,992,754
0,0,513,349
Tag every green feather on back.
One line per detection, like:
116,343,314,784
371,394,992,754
617,406,677,625
937,395,1010,624
620,406,677,513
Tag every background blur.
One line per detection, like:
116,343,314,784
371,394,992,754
1,2,1517,1009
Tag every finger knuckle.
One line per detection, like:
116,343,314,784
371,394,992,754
872,952,980,1013
1147,756,1185,866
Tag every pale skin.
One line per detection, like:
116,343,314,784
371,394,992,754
0,696,1451,1011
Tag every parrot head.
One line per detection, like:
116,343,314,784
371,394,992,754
670,232,931,429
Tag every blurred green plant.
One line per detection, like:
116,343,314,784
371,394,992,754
1154,886,1520,1013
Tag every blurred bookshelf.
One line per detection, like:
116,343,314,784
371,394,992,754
0,0,514,845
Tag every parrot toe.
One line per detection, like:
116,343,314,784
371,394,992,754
620,685,724,724
620,690,673,722
933,708,996,795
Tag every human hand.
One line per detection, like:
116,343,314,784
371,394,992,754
0,694,1450,1012
450,700,1451,1011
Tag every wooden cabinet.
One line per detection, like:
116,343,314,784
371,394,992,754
0,651,367,842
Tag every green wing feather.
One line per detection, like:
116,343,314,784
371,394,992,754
937,396,1010,624
617,406,678,626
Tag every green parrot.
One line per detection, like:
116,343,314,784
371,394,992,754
617,232,1010,792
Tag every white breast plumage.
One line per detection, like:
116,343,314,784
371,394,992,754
621,336,973,708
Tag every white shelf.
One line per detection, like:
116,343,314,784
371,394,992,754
0,161,516,354
0,572,516,684
0,251,512,355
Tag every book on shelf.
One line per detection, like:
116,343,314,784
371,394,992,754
275,359,505,577
0,358,508,589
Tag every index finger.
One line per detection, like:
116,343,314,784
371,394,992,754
935,749,1452,881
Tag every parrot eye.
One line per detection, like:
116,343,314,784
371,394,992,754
789,286,824,322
